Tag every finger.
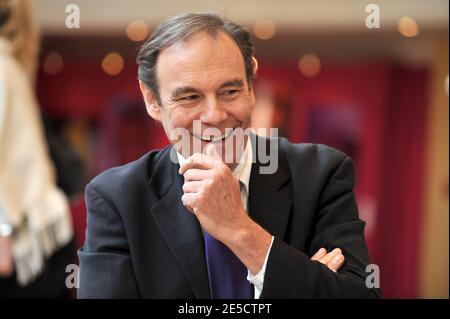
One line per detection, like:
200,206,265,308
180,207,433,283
183,168,211,182
318,248,342,266
311,248,327,261
181,193,197,212
0,238,13,277
0,261,13,276
327,254,345,273
179,153,219,175
182,181,204,193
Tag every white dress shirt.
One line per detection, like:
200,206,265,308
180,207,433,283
176,140,274,299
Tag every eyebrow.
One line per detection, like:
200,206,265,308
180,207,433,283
218,79,244,90
170,79,245,99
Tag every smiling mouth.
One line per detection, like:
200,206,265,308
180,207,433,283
194,128,236,143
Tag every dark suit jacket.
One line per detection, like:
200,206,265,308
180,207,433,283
78,135,380,298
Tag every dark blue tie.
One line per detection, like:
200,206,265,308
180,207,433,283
204,231,252,299
204,180,252,299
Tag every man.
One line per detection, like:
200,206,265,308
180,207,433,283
78,13,380,298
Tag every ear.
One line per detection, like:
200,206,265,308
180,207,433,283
248,85,256,110
249,56,258,109
139,80,161,122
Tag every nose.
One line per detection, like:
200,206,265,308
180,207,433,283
199,96,227,126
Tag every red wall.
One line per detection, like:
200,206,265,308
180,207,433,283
37,57,429,298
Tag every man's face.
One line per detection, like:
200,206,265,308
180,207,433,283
140,31,255,166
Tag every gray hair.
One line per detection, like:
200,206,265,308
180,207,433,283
136,13,256,105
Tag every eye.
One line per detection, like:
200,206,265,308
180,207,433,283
221,89,240,98
180,95,199,102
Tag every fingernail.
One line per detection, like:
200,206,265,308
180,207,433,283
332,255,342,264
318,248,325,255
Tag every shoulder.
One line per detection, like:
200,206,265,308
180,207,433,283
276,137,354,182
87,146,171,198
280,138,349,167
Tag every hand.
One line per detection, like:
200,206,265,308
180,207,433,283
0,236,14,277
179,144,251,244
311,248,345,273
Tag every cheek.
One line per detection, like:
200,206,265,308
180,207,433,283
230,100,252,124
164,108,199,132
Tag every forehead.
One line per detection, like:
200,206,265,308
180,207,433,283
156,31,246,92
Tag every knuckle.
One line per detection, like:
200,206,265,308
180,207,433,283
211,170,219,181
215,166,227,178
219,164,228,173
203,179,212,190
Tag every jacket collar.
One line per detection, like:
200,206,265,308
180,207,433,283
148,147,210,298
247,134,292,240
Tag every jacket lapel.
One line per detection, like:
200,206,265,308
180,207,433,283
248,135,293,240
148,148,210,298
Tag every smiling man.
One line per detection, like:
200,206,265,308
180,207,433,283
77,13,380,299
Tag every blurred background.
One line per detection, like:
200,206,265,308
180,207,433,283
5,0,449,298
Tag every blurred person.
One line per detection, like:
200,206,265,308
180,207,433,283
0,0,74,298
78,13,380,298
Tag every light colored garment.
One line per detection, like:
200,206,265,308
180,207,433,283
0,38,73,285
176,140,274,299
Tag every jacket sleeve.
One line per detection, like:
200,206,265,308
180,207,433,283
261,157,381,298
77,183,139,298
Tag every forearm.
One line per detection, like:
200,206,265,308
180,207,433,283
261,237,380,298
224,218,272,275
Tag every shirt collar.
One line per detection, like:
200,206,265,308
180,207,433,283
176,140,253,194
